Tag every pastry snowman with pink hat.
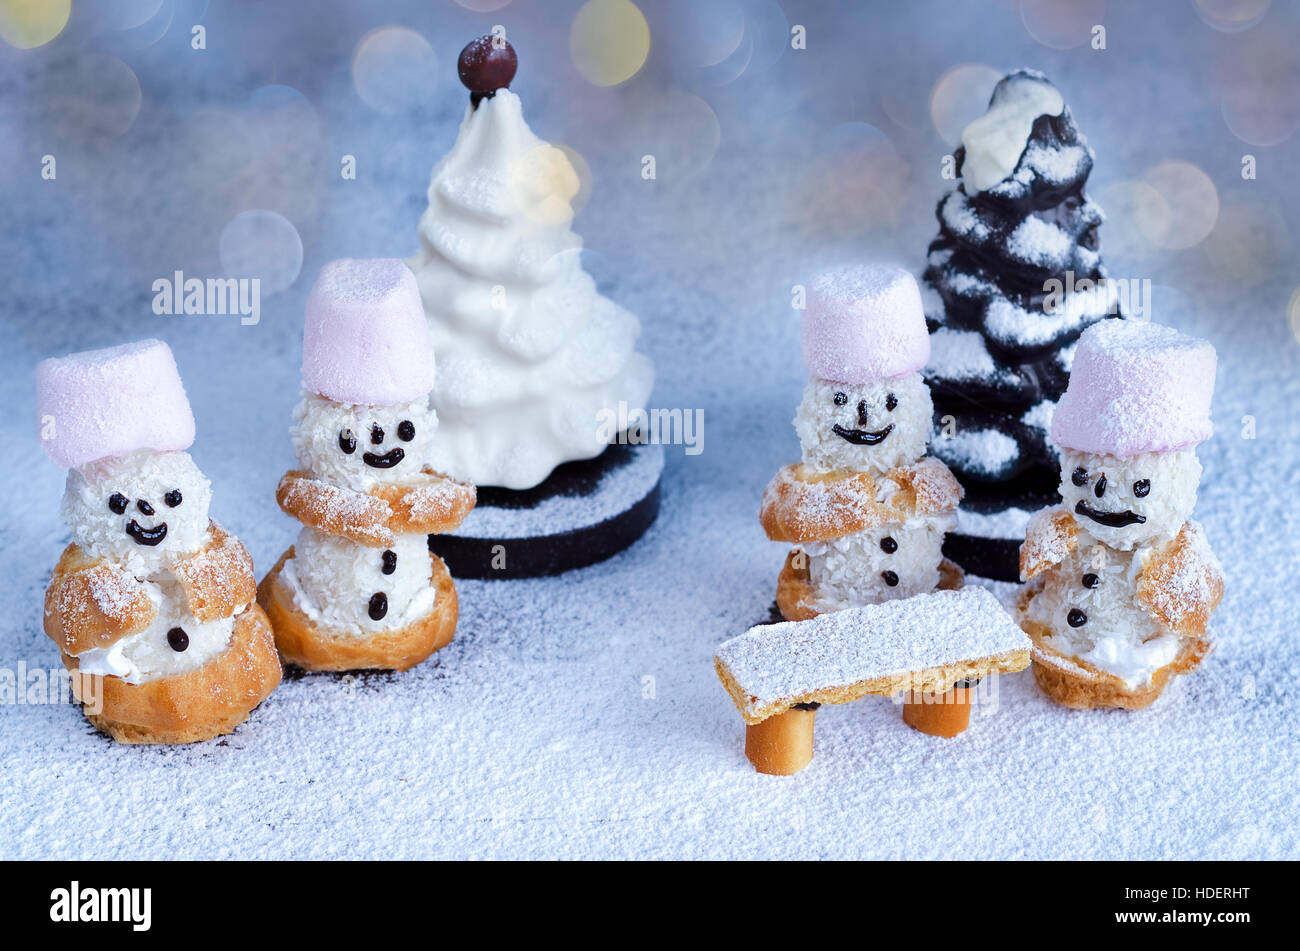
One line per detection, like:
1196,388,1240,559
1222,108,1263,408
1017,319,1225,709
760,265,964,620
37,339,281,744
258,259,476,673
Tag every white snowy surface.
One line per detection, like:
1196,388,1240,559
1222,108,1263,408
1,0,1298,859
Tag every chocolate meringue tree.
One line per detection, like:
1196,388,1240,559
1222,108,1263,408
922,69,1122,580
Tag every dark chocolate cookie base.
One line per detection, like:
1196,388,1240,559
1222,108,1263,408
428,442,662,579
941,532,1022,583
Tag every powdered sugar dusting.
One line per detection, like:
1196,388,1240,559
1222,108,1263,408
716,588,1030,716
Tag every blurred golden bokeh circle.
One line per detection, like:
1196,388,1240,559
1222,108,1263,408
569,0,651,87
1141,161,1220,251
1195,0,1271,32
0,0,69,49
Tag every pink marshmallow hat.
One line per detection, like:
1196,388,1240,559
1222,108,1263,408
302,258,434,406
802,264,930,383
1052,319,1216,457
36,339,196,470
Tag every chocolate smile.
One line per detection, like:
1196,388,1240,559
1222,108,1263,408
833,423,894,445
1075,500,1146,528
363,447,405,469
125,519,168,546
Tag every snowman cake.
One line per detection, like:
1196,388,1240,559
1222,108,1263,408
760,265,963,620
1017,320,1225,709
37,340,281,744
258,259,476,672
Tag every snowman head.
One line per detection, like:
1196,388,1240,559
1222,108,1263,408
1051,320,1215,550
1059,448,1200,550
293,393,438,491
62,450,212,576
795,372,932,474
797,265,932,474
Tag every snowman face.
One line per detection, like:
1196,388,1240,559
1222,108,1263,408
293,393,437,490
1059,448,1200,549
62,450,212,574
794,372,932,474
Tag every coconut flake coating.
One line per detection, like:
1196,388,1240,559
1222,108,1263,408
76,579,238,684
802,511,954,611
283,528,434,636
291,393,438,492
1060,448,1200,550
1024,543,1179,690
62,450,212,578
794,373,932,475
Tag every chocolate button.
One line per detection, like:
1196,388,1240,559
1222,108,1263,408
881,570,899,587
368,592,388,621
1067,608,1087,628
167,626,189,652
880,536,898,554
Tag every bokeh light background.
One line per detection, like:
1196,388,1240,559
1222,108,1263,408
1,0,1297,480
2,0,1299,863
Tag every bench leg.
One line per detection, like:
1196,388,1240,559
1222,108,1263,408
902,683,974,738
745,704,817,775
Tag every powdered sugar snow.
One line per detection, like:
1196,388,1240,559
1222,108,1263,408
1,6,1297,861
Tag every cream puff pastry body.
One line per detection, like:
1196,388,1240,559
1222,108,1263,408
761,266,962,619
259,258,474,672
37,340,280,744
280,396,444,635
1017,320,1224,708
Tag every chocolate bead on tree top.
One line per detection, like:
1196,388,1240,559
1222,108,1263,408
458,35,517,108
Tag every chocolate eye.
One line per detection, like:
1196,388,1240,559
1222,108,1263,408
833,392,847,406
108,493,128,514
370,424,384,445
164,489,183,508
1133,479,1151,498
1071,467,1088,487
397,420,415,442
338,429,357,454
885,393,898,411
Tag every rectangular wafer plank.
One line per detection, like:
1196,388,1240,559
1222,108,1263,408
715,588,1031,724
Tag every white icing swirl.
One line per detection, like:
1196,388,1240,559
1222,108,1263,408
409,89,653,489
